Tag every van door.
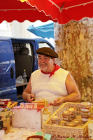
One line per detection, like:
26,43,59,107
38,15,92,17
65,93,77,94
12,39,34,101
12,40,33,81
0,38,17,100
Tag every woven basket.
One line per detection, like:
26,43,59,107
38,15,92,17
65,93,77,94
43,102,89,140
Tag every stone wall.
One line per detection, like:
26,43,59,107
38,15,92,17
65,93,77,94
54,18,93,102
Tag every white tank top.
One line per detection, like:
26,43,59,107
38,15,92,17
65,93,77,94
31,68,69,103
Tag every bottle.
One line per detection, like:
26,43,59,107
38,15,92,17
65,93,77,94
23,69,27,83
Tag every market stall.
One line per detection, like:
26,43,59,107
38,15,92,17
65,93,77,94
0,99,52,140
0,99,93,140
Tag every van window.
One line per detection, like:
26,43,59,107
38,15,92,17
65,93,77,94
13,42,33,81
38,42,50,48
25,43,32,56
13,43,32,56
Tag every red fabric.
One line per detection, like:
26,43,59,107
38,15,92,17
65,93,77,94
0,0,55,23
0,0,93,24
28,0,93,24
41,64,60,77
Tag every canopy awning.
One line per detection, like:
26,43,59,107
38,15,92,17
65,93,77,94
1,0,93,24
0,0,56,23
26,0,93,24
27,22,54,38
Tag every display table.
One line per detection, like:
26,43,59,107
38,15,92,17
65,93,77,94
2,127,36,140
0,102,93,140
2,127,51,140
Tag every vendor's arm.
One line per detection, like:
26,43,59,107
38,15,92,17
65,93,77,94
51,73,81,106
22,78,35,102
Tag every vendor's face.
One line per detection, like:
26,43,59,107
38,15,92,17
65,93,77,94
38,54,55,72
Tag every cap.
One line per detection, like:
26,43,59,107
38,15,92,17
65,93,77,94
36,47,58,58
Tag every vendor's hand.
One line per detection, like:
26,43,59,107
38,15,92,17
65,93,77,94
26,94,35,103
50,97,65,106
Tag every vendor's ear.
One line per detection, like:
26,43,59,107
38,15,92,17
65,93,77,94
50,58,55,65
52,58,55,63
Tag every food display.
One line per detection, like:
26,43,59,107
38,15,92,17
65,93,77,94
62,107,76,122
0,100,93,140
44,102,93,140
0,99,11,108
80,102,91,123
0,100,18,133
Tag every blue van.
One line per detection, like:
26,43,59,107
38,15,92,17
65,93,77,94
0,37,54,101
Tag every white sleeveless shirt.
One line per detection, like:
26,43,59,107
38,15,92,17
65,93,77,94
31,68,69,103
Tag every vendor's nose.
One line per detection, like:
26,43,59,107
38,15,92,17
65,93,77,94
38,56,46,62
40,59,46,63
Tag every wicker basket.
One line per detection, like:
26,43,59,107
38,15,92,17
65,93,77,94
43,102,89,140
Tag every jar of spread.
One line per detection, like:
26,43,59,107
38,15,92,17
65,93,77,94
51,116,60,125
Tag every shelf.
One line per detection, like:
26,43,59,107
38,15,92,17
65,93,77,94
16,82,28,87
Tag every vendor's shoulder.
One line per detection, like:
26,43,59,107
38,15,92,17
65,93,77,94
59,67,69,74
31,69,40,76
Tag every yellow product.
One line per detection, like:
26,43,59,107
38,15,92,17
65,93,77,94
43,108,50,114
2,117,11,133
80,102,91,112
65,121,76,127
69,107,75,112
51,116,60,125
76,115,81,119
33,99,48,108
0,110,12,119
81,111,90,118
62,110,73,121
59,120,66,126
90,105,93,119
42,107,51,128
72,119,81,126
4,101,18,111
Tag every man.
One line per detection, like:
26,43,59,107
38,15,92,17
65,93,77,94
22,47,81,106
